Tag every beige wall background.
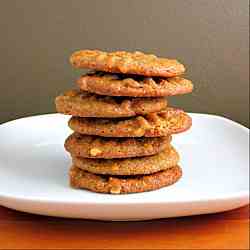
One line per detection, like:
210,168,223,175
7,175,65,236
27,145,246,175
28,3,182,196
0,0,249,126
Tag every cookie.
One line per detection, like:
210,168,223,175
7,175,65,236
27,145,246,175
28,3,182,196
70,165,182,194
55,90,167,118
70,50,185,77
68,108,192,137
77,72,193,97
72,145,179,175
65,133,172,159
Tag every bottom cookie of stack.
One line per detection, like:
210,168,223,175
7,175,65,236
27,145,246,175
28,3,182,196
70,165,182,194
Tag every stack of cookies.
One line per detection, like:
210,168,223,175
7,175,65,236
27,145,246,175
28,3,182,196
55,50,193,194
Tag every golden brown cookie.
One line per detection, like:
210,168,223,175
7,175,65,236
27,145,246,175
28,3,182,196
55,90,167,118
72,146,179,175
70,50,185,77
77,72,193,97
70,165,182,194
68,108,192,137
65,133,172,159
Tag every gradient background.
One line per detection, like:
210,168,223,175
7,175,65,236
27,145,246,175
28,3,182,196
0,0,249,126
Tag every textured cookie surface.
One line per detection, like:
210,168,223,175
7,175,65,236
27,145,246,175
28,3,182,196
65,133,171,159
69,108,192,137
70,165,182,194
77,72,193,97
70,50,185,77
72,146,179,175
55,90,167,118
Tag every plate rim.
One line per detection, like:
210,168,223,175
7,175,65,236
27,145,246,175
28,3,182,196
0,189,249,205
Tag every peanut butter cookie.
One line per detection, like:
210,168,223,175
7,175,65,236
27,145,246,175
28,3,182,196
70,165,182,194
71,146,179,175
68,108,192,137
77,72,193,97
55,90,167,118
70,50,185,77
65,133,171,159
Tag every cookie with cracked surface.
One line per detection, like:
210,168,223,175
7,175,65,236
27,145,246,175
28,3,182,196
55,90,167,118
71,145,179,175
70,50,185,77
77,72,193,97
65,133,172,159
68,108,192,137
70,165,182,194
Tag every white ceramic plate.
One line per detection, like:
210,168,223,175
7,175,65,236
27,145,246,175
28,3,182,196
0,113,249,221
